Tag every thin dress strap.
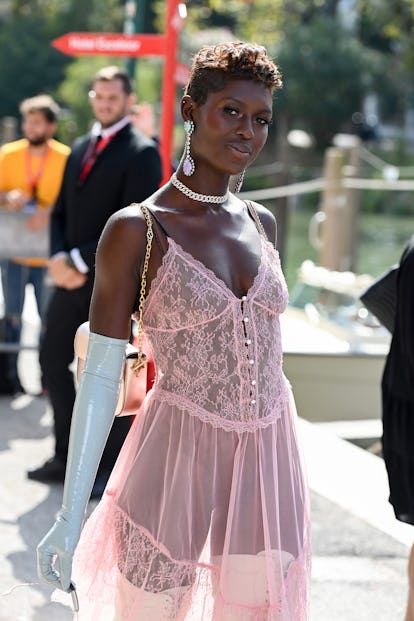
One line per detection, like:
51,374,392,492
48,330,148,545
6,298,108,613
142,205,170,255
245,200,269,242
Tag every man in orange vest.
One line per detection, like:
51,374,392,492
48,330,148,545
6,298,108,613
0,94,70,393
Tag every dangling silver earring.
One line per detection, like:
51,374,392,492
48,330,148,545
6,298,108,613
235,169,245,193
183,120,195,176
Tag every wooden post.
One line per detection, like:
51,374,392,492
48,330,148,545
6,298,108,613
343,137,361,271
319,147,349,270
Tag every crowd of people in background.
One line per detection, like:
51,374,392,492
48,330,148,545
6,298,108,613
0,66,162,500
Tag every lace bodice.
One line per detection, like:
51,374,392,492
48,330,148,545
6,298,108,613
72,222,310,621
135,236,290,432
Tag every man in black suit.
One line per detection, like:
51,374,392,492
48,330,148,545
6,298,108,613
28,66,162,496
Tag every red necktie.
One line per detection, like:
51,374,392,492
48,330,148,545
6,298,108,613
79,133,113,183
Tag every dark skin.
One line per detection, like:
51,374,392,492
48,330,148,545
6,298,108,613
90,79,277,339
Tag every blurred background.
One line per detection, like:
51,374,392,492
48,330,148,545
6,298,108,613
1,0,414,288
2,3,414,619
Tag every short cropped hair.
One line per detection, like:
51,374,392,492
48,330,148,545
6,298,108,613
92,66,134,95
185,41,282,105
19,94,60,123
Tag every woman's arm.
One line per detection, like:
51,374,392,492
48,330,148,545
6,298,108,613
36,206,148,591
89,205,148,337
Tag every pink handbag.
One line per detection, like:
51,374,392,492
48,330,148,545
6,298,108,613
74,321,149,417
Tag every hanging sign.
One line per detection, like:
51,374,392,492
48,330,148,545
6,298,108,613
51,0,184,183
51,33,166,57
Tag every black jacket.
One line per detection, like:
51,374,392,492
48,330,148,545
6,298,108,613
50,122,162,274
382,235,414,403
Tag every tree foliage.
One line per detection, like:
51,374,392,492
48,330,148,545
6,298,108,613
0,15,68,117
182,0,411,149
358,0,414,57
0,0,123,122
276,17,383,148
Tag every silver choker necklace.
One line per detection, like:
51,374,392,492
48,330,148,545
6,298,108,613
170,173,229,204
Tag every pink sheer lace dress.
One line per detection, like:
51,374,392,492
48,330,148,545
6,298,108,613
68,225,311,620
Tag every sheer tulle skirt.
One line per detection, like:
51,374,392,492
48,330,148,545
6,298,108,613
68,388,311,620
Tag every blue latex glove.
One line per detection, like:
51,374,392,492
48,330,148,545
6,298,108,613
36,331,128,592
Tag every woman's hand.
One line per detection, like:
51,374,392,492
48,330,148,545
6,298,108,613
47,254,87,289
4,189,30,210
35,208,147,594
37,509,80,592
35,332,128,594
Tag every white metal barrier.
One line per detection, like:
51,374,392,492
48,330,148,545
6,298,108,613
0,210,49,258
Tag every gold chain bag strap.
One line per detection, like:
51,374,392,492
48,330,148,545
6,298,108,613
74,203,153,416
245,200,269,241
131,204,153,374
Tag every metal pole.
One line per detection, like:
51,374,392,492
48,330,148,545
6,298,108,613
123,0,143,78
160,0,180,184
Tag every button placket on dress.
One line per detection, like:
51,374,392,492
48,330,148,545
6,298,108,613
240,295,258,411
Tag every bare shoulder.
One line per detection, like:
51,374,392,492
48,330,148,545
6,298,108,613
100,204,147,245
96,204,149,269
248,200,277,246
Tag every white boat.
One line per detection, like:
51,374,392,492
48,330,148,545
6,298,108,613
281,261,390,424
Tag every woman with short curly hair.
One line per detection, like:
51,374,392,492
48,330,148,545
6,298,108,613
37,41,310,620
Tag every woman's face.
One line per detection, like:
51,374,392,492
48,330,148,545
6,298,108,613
189,79,273,176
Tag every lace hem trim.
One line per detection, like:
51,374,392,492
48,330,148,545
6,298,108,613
112,500,311,619
147,388,290,432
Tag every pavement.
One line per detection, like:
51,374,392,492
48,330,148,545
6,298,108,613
0,287,413,620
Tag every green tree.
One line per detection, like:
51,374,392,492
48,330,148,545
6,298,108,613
357,0,414,122
186,0,346,53
10,0,123,33
358,0,414,59
0,0,124,122
180,0,404,150
276,17,383,148
0,16,68,117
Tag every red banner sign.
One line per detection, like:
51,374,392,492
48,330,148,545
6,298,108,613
52,33,166,57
